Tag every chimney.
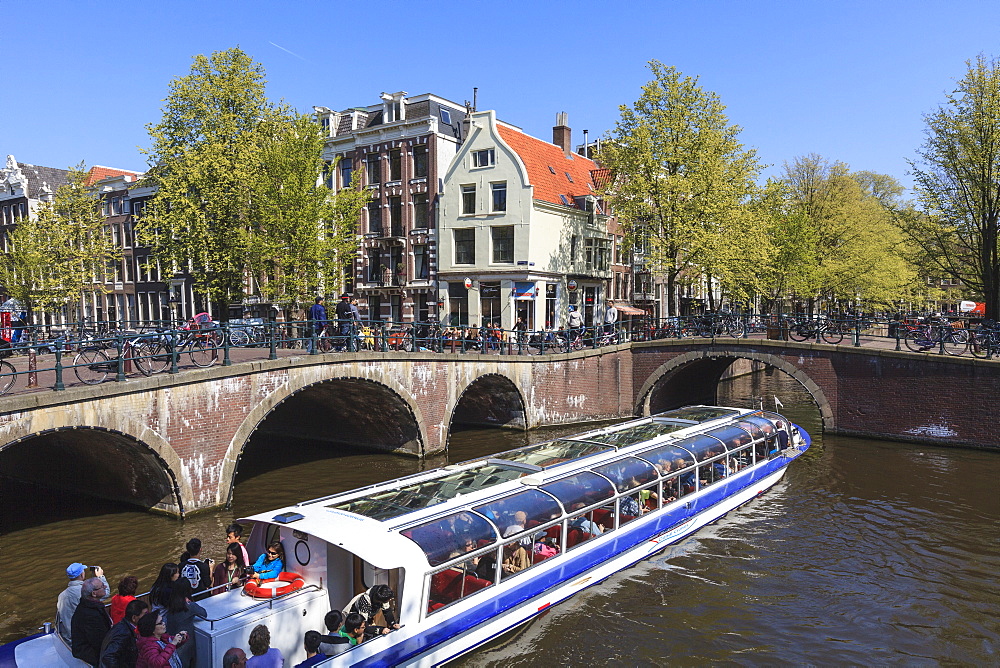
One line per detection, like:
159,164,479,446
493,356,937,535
553,112,571,157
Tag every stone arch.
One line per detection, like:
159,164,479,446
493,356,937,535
219,369,426,507
635,350,835,429
447,372,528,436
0,424,187,515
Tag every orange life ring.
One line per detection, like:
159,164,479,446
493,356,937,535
243,572,305,598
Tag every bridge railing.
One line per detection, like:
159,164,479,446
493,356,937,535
0,313,992,398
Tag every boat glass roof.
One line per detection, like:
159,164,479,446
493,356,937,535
593,456,658,492
655,406,740,422
473,489,562,539
327,464,525,521
633,444,698,471
674,434,727,461
587,421,690,447
704,425,754,449
540,470,616,511
490,439,612,469
400,511,498,567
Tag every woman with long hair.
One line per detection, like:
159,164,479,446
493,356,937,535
148,564,179,612
164,578,205,668
211,542,247,594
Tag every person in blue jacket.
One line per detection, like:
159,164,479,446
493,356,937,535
250,541,285,580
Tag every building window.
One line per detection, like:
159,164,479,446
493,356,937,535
389,196,403,236
448,282,469,326
368,202,382,234
413,193,429,228
472,148,495,168
340,158,353,188
323,161,334,189
545,283,557,328
412,145,428,179
440,108,452,125
491,226,514,263
491,182,507,212
571,235,578,267
585,238,610,271
565,172,574,183
455,228,475,265
389,149,402,181
461,185,476,215
367,154,381,184
413,244,429,280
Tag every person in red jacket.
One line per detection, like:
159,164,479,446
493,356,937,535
136,611,187,668
109,575,139,624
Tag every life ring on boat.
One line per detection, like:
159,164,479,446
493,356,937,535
243,572,305,598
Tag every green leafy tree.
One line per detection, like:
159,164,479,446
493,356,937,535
598,60,763,315
902,54,1000,319
0,163,121,321
139,47,366,314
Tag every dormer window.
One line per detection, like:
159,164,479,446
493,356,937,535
382,92,407,123
440,108,452,125
472,148,495,168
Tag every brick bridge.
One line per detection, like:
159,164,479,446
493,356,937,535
1,339,996,516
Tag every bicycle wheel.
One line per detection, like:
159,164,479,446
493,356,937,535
726,319,747,338
188,339,218,367
969,332,992,358
942,332,968,356
820,327,843,344
130,342,154,377
0,360,15,395
904,330,933,353
787,324,811,342
74,348,110,385
229,329,250,347
139,340,171,374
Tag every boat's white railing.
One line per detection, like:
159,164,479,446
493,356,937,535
197,583,324,630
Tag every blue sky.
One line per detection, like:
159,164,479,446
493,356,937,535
6,1,999,193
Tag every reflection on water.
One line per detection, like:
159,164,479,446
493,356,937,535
2,371,999,665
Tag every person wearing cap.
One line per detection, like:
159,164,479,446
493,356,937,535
56,562,108,642
334,294,353,351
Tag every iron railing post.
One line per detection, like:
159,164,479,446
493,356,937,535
116,333,127,382
222,323,232,366
269,321,278,360
53,348,65,391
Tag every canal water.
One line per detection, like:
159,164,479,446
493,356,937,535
2,371,998,665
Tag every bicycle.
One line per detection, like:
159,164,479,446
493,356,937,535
787,316,844,344
139,322,220,373
968,320,1000,358
71,331,165,385
0,344,17,395
903,318,968,355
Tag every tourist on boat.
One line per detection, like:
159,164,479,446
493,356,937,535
179,538,213,599
345,584,399,637
221,648,247,668
247,624,283,667
165,578,206,668
56,562,108,643
98,598,148,668
212,542,248,594
317,610,351,656
249,541,285,580
500,540,532,575
775,421,790,450
225,522,251,567
568,504,605,536
135,611,187,668
338,613,367,646
293,630,327,667
71,577,112,666
148,563,179,613
109,575,139,624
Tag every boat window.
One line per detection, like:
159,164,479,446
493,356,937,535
699,455,730,488
427,553,495,614
588,421,689,447
566,506,611,549
593,457,658,492
401,512,498,567
634,444,697,475
654,406,739,422
540,471,616,512
473,489,562,538
617,480,658,525
328,463,525,521
727,444,753,473
735,419,765,441
743,415,777,460
674,434,726,462
704,425,752,451
492,439,613,469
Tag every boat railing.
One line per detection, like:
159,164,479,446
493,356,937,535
197,583,325,630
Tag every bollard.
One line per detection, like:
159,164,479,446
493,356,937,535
854,318,861,347
170,333,180,374
268,322,278,360
221,323,232,366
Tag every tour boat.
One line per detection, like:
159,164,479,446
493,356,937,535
2,406,810,667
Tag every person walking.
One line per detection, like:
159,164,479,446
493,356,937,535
307,297,328,353
334,294,352,351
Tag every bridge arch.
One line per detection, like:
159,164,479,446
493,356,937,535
0,424,186,515
448,372,528,435
636,350,835,429
220,371,427,506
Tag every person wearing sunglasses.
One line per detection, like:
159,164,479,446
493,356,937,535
249,542,284,581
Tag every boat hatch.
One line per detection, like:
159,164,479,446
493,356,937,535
655,406,740,422
327,463,527,521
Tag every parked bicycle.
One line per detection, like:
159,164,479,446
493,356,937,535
903,317,969,355
969,320,1000,358
786,316,845,344
71,330,171,385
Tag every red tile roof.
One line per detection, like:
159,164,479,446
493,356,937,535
497,125,598,208
85,166,142,186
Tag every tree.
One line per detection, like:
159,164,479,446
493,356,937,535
780,155,916,311
902,55,1000,319
139,47,366,315
598,60,763,315
0,163,121,322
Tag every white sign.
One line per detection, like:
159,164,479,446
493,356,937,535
568,279,578,291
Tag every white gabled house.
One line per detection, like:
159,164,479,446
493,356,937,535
438,111,614,331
